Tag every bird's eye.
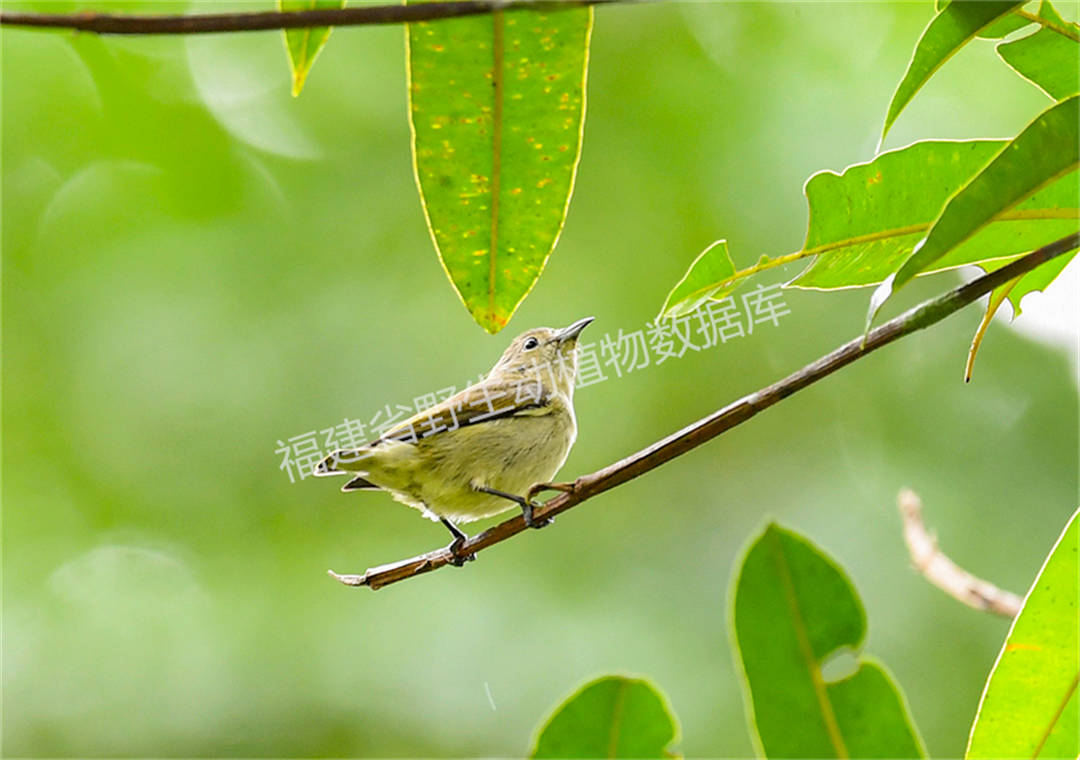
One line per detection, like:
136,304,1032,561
523,337,540,350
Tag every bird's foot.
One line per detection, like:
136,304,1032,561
522,482,577,527
520,500,555,530
521,481,575,529
446,536,477,567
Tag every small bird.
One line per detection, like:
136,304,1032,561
314,316,594,565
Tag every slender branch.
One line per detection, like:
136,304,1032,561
897,489,1022,618
0,0,621,35
329,232,1079,590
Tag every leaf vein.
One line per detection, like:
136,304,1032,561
766,529,849,759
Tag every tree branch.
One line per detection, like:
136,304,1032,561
0,0,620,35
897,489,1022,618
328,232,1079,590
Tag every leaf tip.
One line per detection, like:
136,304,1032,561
474,308,509,335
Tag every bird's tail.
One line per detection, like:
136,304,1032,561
313,448,375,476
341,474,379,491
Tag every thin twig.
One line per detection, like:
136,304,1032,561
897,489,1022,618
0,0,622,35
329,232,1079,590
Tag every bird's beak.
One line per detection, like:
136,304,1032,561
556,316,595,343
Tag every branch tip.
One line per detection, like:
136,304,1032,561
897,489,1022,618
328,569,369,586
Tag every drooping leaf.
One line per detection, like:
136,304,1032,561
790,140,1078,290
408,3,592,333
279,0,344,97
997,1,1080,100
967,509,1079,759
530,675,681,759
964,275,1021,383
658,240,737,319
870,96,1079,324
731,523,925,758
882,1,1025,142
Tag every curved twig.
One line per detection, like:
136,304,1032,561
897,489,1022,617
328,233,1079,590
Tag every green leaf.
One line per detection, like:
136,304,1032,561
882,1,1024,142
934,0,1035,38
967,509,1079,759
1005,250,1077,314
659,140,1077,307
279,0,344,97
1038,0,1069,26
997,2,1080,100
978,248,1078,317
731,523,925,759
530,675,681,759
408,4,592,333
658,240,738,320
870,96,1080,324
789,140,1078,290
966,241,1077,378
980,11,1037,38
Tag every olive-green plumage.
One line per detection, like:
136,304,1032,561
314,318,593,528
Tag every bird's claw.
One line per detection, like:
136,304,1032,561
446,536,476,567
520,499,555,530
521,481,575,528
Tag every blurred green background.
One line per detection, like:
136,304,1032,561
4,1,1077,756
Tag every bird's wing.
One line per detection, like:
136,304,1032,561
314,374,549,477
377,373,550,444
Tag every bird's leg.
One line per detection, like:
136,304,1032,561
475,485,553,529
440,517,476,566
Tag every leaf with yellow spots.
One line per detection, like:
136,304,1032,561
279,0,344,97
407,2,593,333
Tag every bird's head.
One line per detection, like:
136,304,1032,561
488,317,595,397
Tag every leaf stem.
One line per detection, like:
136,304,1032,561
1015,8,1080,42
